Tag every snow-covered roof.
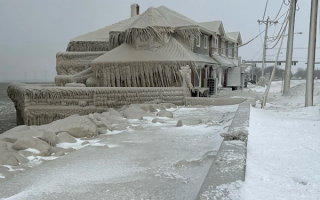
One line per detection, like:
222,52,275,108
70,16,140,42
70,6,201,43
92,37,217,65
226,32,243,45
198,21,226,36
211,54,237,68
67,6,241,51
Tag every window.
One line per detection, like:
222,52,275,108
221,41,225,55
225,41,228,56
204,35,208,49
234,44,238,58
196,35,200,47
212,37,219,54
229,43,234,57
219,40,223,55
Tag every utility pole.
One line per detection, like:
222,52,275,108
258,17,278,79
263,21,288,107
251,66,254,80
283,0,297,94
305,0,318,107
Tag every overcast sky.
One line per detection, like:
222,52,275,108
0,0,318,81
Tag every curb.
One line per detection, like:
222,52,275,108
196,102,250,200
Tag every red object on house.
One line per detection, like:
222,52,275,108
191,69,195,87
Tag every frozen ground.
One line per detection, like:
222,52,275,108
1,80,319,199
0,104,238,200
218,80,320,200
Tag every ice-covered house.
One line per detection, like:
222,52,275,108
56,5,218,88
56,4,242,90
197,21,243,89
7,4,243,126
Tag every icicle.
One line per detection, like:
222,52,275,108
115,64,121,87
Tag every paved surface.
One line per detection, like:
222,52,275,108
221,103,250,142
196,103,250,200
196,140,247,200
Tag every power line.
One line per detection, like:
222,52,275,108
262,0,269,21
251,45,264,60
268,9,290,44
258,24,264,45
214,23,275,50
283,0,290,6
267,55,320,59
269,20,289,49
273,1,284,20
215,3,289,51
272,23,278,38
267,47,320,49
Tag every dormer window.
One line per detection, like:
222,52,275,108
212,37,219,55
213,38,219,48
225,41,228,56
229,43,234,57
204,35,208,49
221,41,225,55
196,35,200,47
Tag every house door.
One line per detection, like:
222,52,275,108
223,68,228,87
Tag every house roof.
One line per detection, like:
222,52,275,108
198,21,226,36
113,6,201,32
71,5,201,43
226,32,243,45
91,37,217,65
211,54,237,68
70,16,140,42
68,6,241,52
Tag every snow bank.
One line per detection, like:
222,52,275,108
221,80,320,200
237,106,320,200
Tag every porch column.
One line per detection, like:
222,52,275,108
213,69,217,79
218,68,223,87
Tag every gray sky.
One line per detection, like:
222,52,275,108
0,0,318,82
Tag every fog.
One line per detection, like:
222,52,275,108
0,0,318,82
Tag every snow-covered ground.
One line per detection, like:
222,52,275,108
0,104,238,199
1,80,319,199
225,80,320,200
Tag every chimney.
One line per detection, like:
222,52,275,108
131,3,139,17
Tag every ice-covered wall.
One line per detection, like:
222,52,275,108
7,83,187,126
56,52,106,75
